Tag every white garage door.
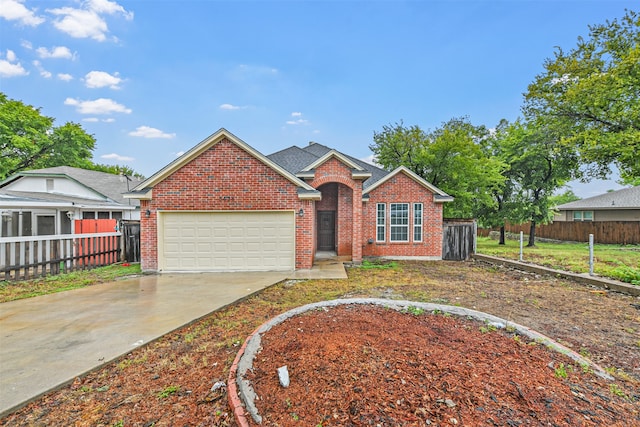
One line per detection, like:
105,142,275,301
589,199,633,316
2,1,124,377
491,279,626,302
159,211,295,271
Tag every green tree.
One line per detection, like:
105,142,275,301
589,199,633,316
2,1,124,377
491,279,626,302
370,118,507,218
0,93,141,180
504,120,580,246
0,93,95,179
89,164,144,179
550,189,581,207
523,9,640,183
476,119,519,245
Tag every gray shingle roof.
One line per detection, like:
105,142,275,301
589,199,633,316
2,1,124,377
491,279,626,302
0,190,131,207
557,186,640,210
267,146,321,176
2,166,144,207
267,142,389,189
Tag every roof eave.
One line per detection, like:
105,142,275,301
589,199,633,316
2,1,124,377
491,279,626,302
352,171,372,179
297,188,322,200
124,188,153,200
434,195,454,203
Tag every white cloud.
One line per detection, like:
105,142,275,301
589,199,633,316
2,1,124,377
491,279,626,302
32,60,52,78
175,151,185,157
0,50,28,77
286,111,310,126
88,0,133,20
47,0,132,42
82,117,116,122
0,0,45,26
58,73,73,81
219,103,241,110
85,70,122,89
101,153,134,162
64,97,132,114
128,126,175,139
20,40,32,49
286,119,309,125
360,154,380,167
36,46,75,59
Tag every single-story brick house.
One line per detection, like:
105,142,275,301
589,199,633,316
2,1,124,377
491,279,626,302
126,129,452,272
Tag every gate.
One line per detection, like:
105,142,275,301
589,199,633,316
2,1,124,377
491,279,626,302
442,219,476,261
120,220,140,263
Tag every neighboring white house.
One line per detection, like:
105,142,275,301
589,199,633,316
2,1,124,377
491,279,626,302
0,166,144,237
554,185,640,222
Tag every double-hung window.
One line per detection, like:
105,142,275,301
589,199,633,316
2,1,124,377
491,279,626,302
390,203,409,242
376,203,386,242
413,203,423,241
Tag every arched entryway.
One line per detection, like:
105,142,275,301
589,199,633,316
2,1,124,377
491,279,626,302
315,182,354,256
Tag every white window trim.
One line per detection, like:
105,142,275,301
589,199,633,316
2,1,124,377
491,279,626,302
413,203,423,242
390,203,409,242
376,203,386,242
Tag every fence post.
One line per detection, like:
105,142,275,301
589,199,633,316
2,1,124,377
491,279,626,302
589,234,594,276
519,231,524,262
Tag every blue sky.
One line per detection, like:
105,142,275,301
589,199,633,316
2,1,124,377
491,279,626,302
1,0,633,198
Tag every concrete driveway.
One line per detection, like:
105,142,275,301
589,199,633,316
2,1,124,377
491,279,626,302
0,272,289,417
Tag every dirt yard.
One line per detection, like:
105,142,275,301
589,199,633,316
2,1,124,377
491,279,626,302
1,259,638,426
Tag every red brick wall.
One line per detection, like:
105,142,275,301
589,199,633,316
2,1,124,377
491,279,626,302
140,139,314,271
362,172,443,258
316,183,337,210
337,183,353,256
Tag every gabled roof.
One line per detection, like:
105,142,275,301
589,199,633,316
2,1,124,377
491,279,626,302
363,166,454,202
0,166,143,207
557,186,640,210
127,128,320,200
267,142,389,189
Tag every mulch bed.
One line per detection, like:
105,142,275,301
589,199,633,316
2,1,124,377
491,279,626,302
247,304,638,426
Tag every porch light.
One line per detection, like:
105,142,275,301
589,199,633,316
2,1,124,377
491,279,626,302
145,209,151,218
298,208,304,217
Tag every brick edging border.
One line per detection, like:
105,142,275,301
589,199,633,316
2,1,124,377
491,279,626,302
472,254,640,297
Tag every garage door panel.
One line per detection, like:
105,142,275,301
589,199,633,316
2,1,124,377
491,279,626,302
161,211,294,271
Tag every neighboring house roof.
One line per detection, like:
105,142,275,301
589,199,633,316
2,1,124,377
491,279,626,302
557,186,640,210
0,190,135,209
0,166,142,209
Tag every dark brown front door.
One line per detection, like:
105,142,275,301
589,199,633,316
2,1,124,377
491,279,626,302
317,211,335,251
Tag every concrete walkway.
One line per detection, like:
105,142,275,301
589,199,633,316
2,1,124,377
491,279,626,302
0,272,267,416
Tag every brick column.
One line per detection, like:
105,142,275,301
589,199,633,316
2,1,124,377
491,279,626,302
351,182,363,264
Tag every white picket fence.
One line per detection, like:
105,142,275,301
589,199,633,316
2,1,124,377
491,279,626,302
0,232,122,281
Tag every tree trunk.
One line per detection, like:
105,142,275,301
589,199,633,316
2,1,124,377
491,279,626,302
499,226,506,245
527,221,536,247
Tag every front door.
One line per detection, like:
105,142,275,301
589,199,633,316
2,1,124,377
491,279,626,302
317,211,335,251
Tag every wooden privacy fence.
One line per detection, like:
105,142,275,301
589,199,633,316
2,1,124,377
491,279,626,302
121,220,141,263
0,232,121,281
478,221,639,245
442,219,477,260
